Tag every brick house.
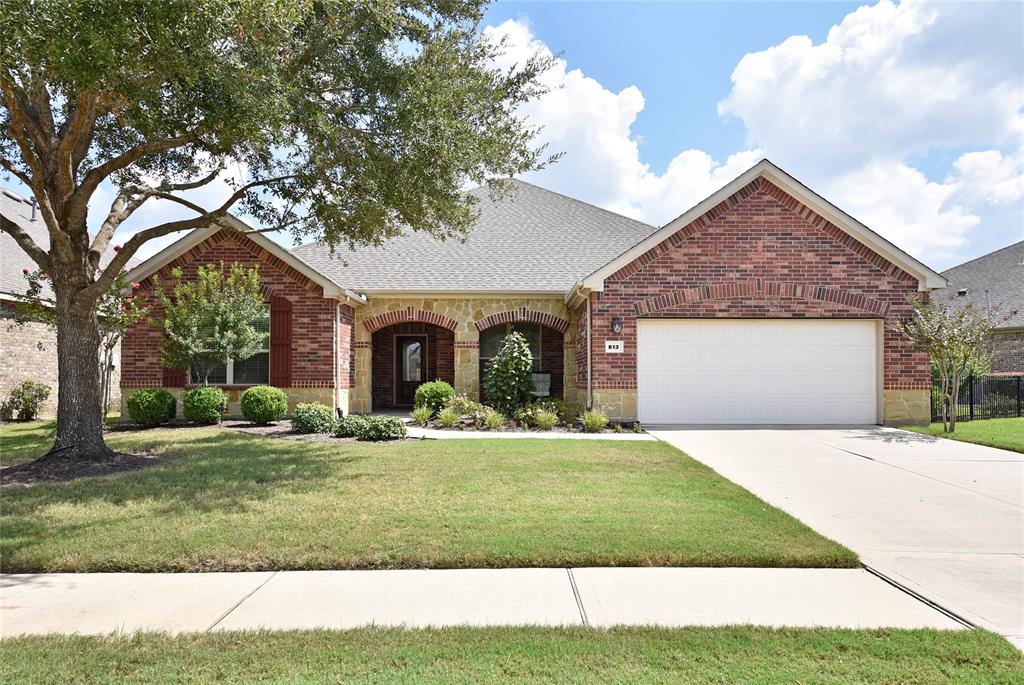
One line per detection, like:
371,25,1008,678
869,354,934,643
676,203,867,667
122,159,948,425
931,240,1023,375
0,188,125,417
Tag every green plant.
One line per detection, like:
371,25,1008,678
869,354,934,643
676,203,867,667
613,423,625,434
183,387,227,425
240,386,288,425
436,407,460,428
483,408,506,430
4,380,52,421
632,422,643,434
414,380,455,414
444,395,487,416
533,409,558,431
125,389,176,427
291,403,336,434
335,415,370,438
580,410,608,433
411,406,434,427
515,399,580,427
482,331,535,416
355,416,408,442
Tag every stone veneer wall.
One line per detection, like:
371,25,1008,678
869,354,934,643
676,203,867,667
581,177,932,425
1,300,122,418
350,296,578,414
991,330,1024,374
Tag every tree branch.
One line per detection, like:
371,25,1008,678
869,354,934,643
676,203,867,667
0,215,50,271
0,155,32,186
55,90,99,199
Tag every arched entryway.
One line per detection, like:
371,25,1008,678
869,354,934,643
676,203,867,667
371,322,455,409
478,321,564,402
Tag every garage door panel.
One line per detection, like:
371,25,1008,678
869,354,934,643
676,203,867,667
637,320,878,425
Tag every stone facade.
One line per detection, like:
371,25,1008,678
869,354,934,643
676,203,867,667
349,297,577,414
580,177,931,425
991,330,1024,374
1,300,122,418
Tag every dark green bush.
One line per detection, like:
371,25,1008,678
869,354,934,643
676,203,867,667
126,389,176,427
414,380,455,413
292,402,336,434
355,415,407,441
4,380,52,421
482,331,533,415
240,386,288,425
183,386,227,425
334,414,370,438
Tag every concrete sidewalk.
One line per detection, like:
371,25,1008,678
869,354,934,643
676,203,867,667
1,567,962,636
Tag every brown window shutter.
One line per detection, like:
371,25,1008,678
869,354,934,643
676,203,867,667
270,295,293,387
162,366,187,388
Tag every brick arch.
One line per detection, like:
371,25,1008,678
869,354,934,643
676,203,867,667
474,308,570,334
363,307,459,333
633,280,890,317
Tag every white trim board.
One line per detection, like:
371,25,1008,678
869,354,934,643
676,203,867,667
580,159,948,293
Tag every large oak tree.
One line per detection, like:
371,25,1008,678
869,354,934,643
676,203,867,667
1,0,553,459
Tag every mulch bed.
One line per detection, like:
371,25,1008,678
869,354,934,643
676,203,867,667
0,450,166,487
222,419,353,443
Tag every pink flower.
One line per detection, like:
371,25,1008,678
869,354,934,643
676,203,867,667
114,245,122,252
22,268,29,274
131,282,141,290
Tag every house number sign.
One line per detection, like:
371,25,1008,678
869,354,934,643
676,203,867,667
605,340,625,353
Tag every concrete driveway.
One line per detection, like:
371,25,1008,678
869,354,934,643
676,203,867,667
650,426,1024,647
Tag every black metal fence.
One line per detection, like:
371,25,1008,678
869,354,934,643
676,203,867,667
930,375,1023,422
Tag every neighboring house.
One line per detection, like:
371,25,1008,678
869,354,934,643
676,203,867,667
122,159,948,425
0,187,133,417
932,240,1024,375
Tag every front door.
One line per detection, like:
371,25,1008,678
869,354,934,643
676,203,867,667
395,335,427,407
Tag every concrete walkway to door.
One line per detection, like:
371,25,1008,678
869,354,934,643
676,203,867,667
649,426,1024,649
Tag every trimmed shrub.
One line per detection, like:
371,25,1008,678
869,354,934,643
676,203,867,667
411,406,434,426
444,394,486,417
580,409,608,433
240,386,288,425
436,407,460,428
355,415,407,442
183,386,227,425
292,402,336,434
414,380,455,413
482,331,534,416
126,388,177,427
533,409,558,431
483,407,506,430
4,380,52,421
335,414,370,438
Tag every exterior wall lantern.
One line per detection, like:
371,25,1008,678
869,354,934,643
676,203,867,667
611,317,623,334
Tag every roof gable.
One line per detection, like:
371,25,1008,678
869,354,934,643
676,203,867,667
579,159,947,294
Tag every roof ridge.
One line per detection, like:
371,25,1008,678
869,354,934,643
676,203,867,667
942,239,1024,275
506,177,657,230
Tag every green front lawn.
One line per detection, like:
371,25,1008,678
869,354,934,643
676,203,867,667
0,415,120,467
2,627,1018,684
0,426,856,572
904,417,1024,453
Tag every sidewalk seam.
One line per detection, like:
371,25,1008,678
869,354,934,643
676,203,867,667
205,571,279,632
862,565,975,629
566,568,589,627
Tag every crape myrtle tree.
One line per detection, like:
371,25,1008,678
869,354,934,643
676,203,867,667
894,296,1002,433
0,0,555,460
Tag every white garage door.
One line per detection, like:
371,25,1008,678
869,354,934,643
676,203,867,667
637,319,878,424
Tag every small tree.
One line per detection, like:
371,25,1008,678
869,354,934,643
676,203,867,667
482,331,534,416
156,262,268,385
13,268,150,417
894,296,1002,433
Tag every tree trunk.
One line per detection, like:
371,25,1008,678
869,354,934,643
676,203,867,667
51,282,112,460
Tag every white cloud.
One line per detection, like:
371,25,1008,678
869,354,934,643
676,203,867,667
486,1,1022,269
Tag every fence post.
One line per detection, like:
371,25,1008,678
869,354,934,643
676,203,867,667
1017,376,1022,418
968,376,975,421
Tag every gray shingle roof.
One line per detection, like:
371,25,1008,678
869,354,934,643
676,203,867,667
932,240,1024,329
0,187,51,299
1,186,139,301
292,179,657,293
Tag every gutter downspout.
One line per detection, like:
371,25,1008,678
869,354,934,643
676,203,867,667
586,295,593,410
